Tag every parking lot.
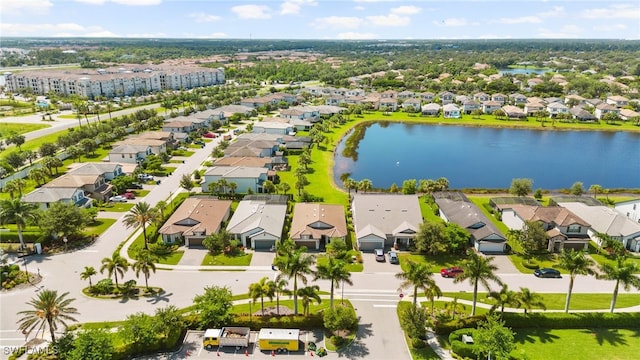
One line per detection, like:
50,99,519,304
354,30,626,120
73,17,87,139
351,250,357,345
177,330,337,359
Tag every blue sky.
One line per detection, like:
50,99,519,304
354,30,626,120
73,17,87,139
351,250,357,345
1,0,638,40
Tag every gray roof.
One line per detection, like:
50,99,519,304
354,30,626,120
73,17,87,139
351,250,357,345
204,166,267,178
110,144,149,154
226,200,287,238
434,194,505,242
23,187,80,203
351,194,422,239
557,202,640,238
69,162,120,176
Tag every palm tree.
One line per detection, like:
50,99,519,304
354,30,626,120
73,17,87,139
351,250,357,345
487,284,520,314
123,202,158,250
29,168,48,187
249,276,276,315
228,182,238,196
5,179,26,198
343,178,357,198
17,289,78,343
133,251,158,289
296,285,321,317
516,287,546,314
357,179,373,193
444,297,466,319
2,181,20,199
395,260,441,307
424,283,443,315
100,253,129,287
272,278,289,316
273,239,316,315
0,199,39,250
588,184,602,199
558,249,595,313
314,257,353,309
454,250,503,316
154,200,168,224
597,256,640,312
80,266,97,287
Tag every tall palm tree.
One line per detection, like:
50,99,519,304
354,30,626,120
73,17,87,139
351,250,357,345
487,284,520,314
343,178,357,198
597,256,640,312
5,179,26,198
357,179,373,193
80,266,97,287
454,250,503,316
1,181,20,199
272,278,289,316
123,202,158,250
17,289,78,343
0,198,39,250
249,276,275,315
100,253,129,287
29,168,49,187
558,249,595,313
424,283,443,315
314,257,353,309
296,285,321,317
273,239,316,315
516,287,546,314
154,200,168,224
395,260,441,307
133,251,158,289
228,182,238,196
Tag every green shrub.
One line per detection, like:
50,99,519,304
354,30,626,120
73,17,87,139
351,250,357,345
411,337,426,349
230,314,324,330
522,260,540,270
502,312,640,329
92,279,114,295
434,315,486,335
450,339,476,359
331,335,345,347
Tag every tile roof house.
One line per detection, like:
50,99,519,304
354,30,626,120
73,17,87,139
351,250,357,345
502,105,526,119
443,103,461,118
351,194,422,251
491,93,507,105
473,92,490,102
482,101,502,114
162,120,198,133
201,166,268,194
606,95,629,108
498,204,591,252
461,100,481,114
594,103,620,120
546,102,569,117
439,91,455,105
421,103,441,116
22,187,90,210
289,203,348,250
379,98,398,111
252,122,294,135
115,138,167,155
402,98,422,112
226,197,287,249
557,202,640,252
44,173,113,201
570,107,597,122
509,93,528,105
158,197,232,247
434,192,506,253
524,102,545,116
620,108,640,121
68,162,124,181
108,144,153,164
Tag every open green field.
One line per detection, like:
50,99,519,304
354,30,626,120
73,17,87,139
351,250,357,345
157,250,184,265
0,122,49,139
316,252,364,272
201,252,253,266
512,328,640,360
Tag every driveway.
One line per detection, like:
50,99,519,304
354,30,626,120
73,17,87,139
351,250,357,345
177,246,208,266
361,249,399,274
489,254,520,274
249,250,275,267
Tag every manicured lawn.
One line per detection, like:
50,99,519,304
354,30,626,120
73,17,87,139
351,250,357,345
441,292,640,311
316,252,364,272
399,253,463,273
466,196,510,234
201,252,253,266
421,300,491,316
508,253,565,274
0,122,49,138
587,243,640,274
98,203,135,212
131,189,150,197
157,250,184,265
84,218,117,237
512,328,640,360
402,331,441,360
231,298,349,315
419,195,443,223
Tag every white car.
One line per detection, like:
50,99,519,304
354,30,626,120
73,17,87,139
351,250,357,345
109,195,127,202
137,174,154,181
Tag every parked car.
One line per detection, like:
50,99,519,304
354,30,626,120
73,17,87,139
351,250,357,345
534,268,561,278
374,249,385,262
440,267,464,278
203,132,218,138
388,251,399,264
122,192,135,199
129,183,143,189
193,140,205,146
137,174,154,181
109,195,127,202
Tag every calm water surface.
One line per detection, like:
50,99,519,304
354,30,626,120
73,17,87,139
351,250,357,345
333,122,640,189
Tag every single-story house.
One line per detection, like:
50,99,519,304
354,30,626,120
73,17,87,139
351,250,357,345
108,144,152,164
421,103,440,116
498,204,591,252
22,187,90,210
158,197,232,247
226,197,287,249
434,192,507,253
570,107,597,122
252,122,294,135
502,105,526,119
289,203,348,250
619,108,639,121
351,194,422,251
606,95,629,108
557,201,640,252
443,103,461,119
201,166,268,194
68,162,124,181
44,173,113,201
115,138,167,155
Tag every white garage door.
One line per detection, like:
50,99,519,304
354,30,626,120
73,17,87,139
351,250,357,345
476,241,505,254
253,239,276,250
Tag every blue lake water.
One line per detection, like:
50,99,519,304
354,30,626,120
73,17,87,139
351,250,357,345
333,122,640,189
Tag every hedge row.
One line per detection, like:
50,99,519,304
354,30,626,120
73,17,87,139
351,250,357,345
229,314,324,330
434,315,486,335
502,312,640,329
449,329,477,359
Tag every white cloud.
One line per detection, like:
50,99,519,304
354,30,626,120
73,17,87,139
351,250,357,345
580,4,640,19
231,4,272,19
312,16,362,29
433,18,468,27
366,14,410,27
354,6,365,11
594,24,627,32
75,0,106,4
0,0,52,15
390,5,421,15
537,25,583,38
498,16,542,25
335,32,377,40
76,0,162,5
0,22,111,36
280,0,317,15
538,6,565,18
189,12,221,23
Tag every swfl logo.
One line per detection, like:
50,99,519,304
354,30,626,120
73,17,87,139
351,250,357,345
3,346,57,356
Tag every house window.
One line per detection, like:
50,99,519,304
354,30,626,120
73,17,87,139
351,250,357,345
121,154,125,159
568,225,581,233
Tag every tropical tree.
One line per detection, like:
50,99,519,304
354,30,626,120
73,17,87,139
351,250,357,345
272,278,289,316
588,184,603,198
487,284,520,314
29,168,49,187
516,287,546,314
123,202,158,250
100,254,129,287
357,179,373,193
133,250,158,289
273,239,316,315
297,285,322,317
314,257,353,309
0,199,39,250
4,179,26,198
597,256,640,312
67,145,83,163
509,178,533,196
395,260,441,307
558,249,595,313
154,200,168,223
17,289,78,343
454,250,503,315
343,178,357,198
80,266,97,287
228,182,238,196
249,276,275,315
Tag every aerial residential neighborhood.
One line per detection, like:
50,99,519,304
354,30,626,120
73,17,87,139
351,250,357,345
1,2,640,359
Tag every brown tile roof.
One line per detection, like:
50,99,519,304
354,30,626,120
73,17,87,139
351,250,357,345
159,198,232,236
290,203,348,240
504,205,590,227
213,157,272,168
